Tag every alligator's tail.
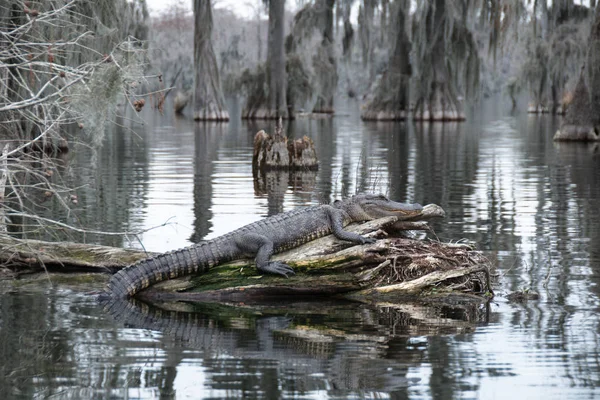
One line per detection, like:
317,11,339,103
105,241,224,299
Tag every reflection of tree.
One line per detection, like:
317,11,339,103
369,122,411,201
253,170,317,216
412,122,479,220
292,117,336,202
0,293,75,398
554,140,600,282
190,123,223,242
40,117,150,248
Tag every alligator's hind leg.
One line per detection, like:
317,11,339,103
235,233,295,277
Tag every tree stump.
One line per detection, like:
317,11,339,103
252,124,318,171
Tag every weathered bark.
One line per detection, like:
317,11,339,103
527,1,591,115
0,144,9,234
243,0,288,119
554,9,600,141
412,0,478,121
192,0,229,121
340,0,356,97
285,0,338,114
380,0,389,45
341,2,354,59
361,0,411,121
525,0,551,113
312,0,338,114
252,129,319,171
0,236,152,278
525,40,551,114
358,0,376,82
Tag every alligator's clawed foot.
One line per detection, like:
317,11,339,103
260,261,296,278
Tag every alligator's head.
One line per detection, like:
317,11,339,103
337,193,423,222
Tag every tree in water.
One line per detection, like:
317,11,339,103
192,0,229,120
357,0,376,83
361,0,411,120
286,0,338,114
523,0,591,114
243,0,288,119
554,6,600,141
340,0,356,97
312,0,337,113
411,0,480,121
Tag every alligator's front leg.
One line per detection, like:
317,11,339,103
324,205,377,244
235,233,296,277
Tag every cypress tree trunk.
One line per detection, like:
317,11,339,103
554,8,600,141
361,0,411,120
412,0,477,121
192,0,229,121
312,0,338,114
243,0,288,119
267,0,288,117
358,0,376,83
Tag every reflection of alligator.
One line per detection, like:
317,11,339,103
104,193,423,299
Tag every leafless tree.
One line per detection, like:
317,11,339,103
0,0,153,243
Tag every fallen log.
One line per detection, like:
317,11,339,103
0,237,153,278
138,204,491,304
0,204,492,304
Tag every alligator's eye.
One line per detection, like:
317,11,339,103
377,194,387,200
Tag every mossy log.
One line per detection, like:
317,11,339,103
138,204,492,304
0,237,152,278
0,204,492,304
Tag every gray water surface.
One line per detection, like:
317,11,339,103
1,99,599,399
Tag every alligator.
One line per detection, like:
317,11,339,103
103,193,423,299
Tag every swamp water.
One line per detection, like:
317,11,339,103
0,99,599,399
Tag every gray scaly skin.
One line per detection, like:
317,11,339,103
104,193,423,299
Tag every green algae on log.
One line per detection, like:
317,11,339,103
0,204,492,304
139,204,493,304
